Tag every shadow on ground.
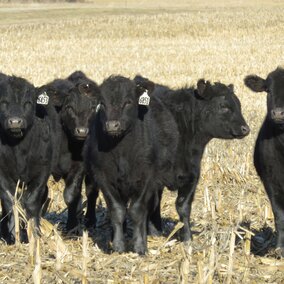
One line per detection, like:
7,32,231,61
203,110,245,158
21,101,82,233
44,205,181,253
250,226,277,257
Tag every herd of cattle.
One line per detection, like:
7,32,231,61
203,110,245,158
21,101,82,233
0,67,283,256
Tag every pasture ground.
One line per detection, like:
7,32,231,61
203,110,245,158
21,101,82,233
0,0,284,283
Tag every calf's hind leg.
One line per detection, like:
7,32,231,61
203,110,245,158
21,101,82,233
0,198,15,244
85,174,99,228
24,178,49,237
263,180,284,256
63,164,84,231
175,171,199,242
147,188,163,236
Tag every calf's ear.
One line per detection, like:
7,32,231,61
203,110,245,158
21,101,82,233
135,77,155,96
78,82,100,98
135,78,155,106
197,79,212,100
244,75,266,92
228,84,234,92
67,70,87,82
36,85,68,107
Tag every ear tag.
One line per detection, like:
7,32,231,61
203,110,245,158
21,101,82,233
138,90,150,106
37,91,49,105
96,103,101,113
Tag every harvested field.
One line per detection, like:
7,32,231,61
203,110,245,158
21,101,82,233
0,0,284,283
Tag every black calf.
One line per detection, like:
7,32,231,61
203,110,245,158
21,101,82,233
48,71,100,231
0,74,60,243
135,76,250,241
85,75,178,254
244,67,284,256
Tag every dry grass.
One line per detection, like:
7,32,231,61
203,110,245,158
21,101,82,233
1,1,284,283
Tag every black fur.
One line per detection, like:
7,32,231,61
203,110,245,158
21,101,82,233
47,71,100,231
0,74,60,243
135,75,250,241
244,67,284,256
85,75,178,254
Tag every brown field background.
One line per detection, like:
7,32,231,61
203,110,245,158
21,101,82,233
1,0,284,283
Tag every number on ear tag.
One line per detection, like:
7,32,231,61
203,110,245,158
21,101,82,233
138,90,150,106
37,92,49,105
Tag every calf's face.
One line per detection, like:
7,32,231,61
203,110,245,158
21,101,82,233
0,76,36,138
98,76,154,136
61,84,99,140
197,80,250,139
244,67,284,124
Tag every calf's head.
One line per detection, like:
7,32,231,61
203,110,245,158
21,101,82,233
196,79,250,139
244,67,284,124
50,81,100,140
97,75,154,137
0,76,38,138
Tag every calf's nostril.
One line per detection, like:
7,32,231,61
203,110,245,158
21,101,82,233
241,125,250,135
114,122,120,129
106,120,121,132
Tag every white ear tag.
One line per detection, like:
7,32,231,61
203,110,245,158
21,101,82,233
96,103,101,113
138,90,150,106
37,91,49,105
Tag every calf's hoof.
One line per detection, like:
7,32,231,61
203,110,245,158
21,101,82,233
2,235,15,245
85,218,96,229
182,228,193,243
112,241,126,253
148,223,162,237
133,243,147,255
275,247,284,258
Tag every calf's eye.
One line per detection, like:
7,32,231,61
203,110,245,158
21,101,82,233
91,105,97,112
219,105,230,113
24,101,32,110
124,100,133,107
0,101,8,110
66,106,74,113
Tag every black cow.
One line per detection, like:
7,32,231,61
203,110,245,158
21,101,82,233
244,67,284,256
47,71,100,231
0,75,60,243
134,76,250,241
84,75,178,254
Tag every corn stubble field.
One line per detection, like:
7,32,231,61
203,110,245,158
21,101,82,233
0,0,284,283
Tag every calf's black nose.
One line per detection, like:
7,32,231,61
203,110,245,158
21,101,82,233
105,120,121,133
241,125,250,136
271,108,284,121
8,117,24,129
75,127,89,137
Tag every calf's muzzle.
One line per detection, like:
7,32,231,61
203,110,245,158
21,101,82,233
271,108,284,123
241,125,250,136
74,127,89,139
7,117,24,129
105,120,121,134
